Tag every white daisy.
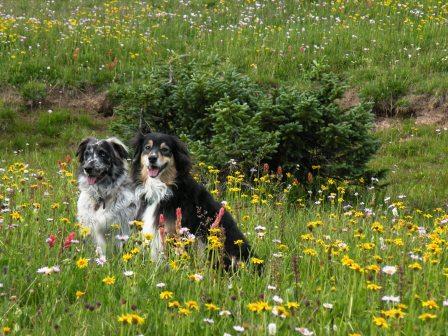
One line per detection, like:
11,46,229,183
381,295,400,303
295,327,314,335
233,325,244,333
382,265,397,275
323,303,333,309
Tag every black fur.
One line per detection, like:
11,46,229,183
132,132,254,268
76,137,96,161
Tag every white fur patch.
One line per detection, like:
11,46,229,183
106,137,129,153
135,176,171,204
142,202,163,262
136,177,172,262
77,173,135,257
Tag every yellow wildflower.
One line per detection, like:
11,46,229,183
381,308,405,319
76,257,89,269
250,257,264,265
205,303,219,311
117,313,145,325
408,262,422,270
75,290,85,299
10,211,22,221
185,300,199,310
122,253,133,262
421,300,439,310
285,302,299,309
418,313,437,321
372,316,388,328
168,301,180,308
178,308,191,316
234,239,244,246
367,283,382,291
160,291,174,300
102,276,115,285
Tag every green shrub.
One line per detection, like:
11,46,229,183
20,81,47,108
111,60,380,181
259,75,380,178
207,96,278,168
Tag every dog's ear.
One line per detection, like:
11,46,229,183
138,116,152,136
131,131,147,163
107,137,129,160
173,136,192,176
76,137,95,162
132,118,152,161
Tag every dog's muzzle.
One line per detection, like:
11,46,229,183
84,165,106,185
147,162,167,178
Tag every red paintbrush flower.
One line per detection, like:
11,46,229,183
211,207,225,229
63,232,76,249
158,214,166,246
263,163,270,173
46,234,56,248
175,208,182,233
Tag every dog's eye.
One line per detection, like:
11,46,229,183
98,151,106,157
144,145,151,151
160,147,170,155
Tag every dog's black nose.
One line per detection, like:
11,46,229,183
84,166,94,175
149,155,157,164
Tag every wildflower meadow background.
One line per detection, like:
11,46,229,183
1,0,448,335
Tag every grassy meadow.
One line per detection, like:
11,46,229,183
2,0,448,335
1,0,448,102
1,110,448,335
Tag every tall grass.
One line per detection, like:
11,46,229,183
0,143,447,335
370,119,448,209
1,0,448,98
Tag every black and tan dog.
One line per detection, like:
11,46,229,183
132,131,254,268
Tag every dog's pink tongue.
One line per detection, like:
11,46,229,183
148,168,159,178
87,176,97,185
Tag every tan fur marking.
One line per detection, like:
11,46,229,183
158,142,177,185
139,141,177,185
140,153,149,182
160,160,177,186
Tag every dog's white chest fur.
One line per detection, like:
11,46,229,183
137,177,171,262
77,192,106,229
77,193,111,232
77,174,135,256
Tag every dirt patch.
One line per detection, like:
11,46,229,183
337,91,448,129
46,88,110,114
376,94,448,128
3,86,448,129
0,87,22,106
1,86,111,115
410,94,448,125
336,89,360,110
375,118,396,130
